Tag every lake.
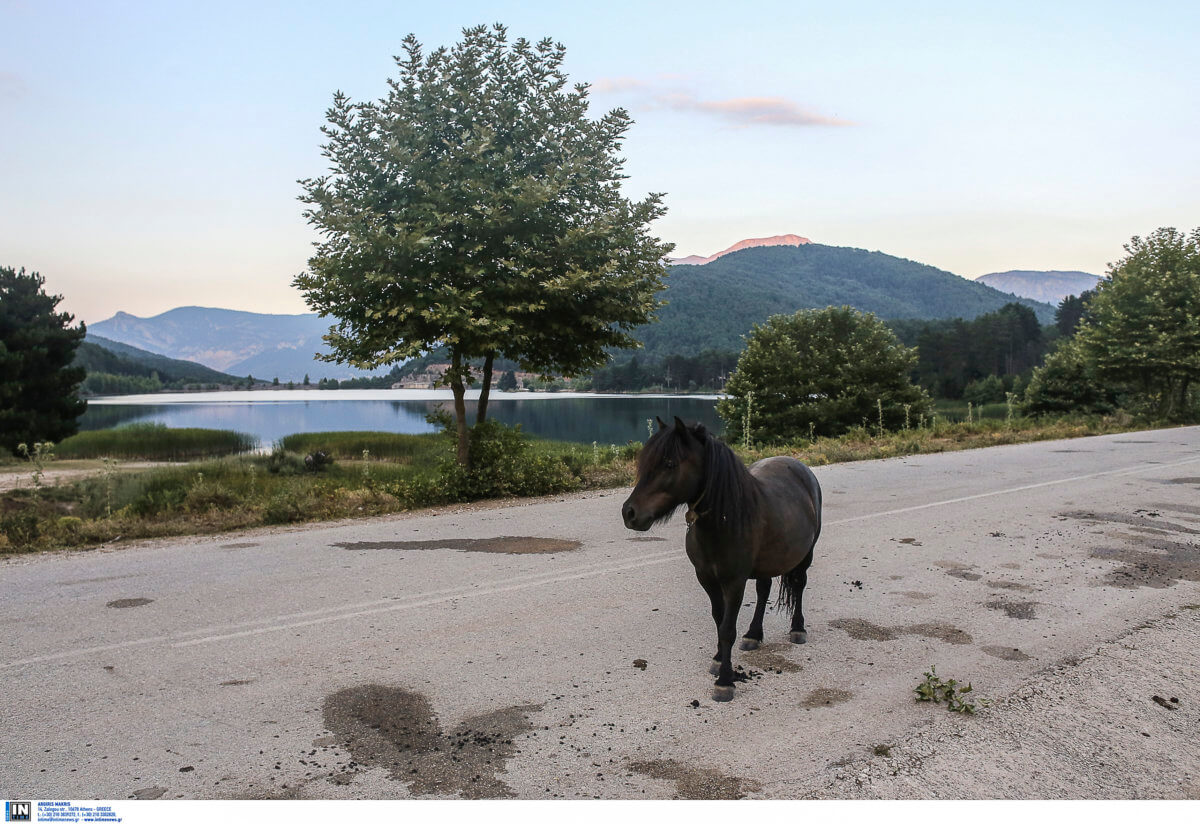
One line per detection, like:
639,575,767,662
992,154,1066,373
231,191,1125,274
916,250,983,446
81,389,723,447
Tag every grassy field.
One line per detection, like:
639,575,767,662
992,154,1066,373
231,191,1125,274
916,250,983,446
55,423,257,460
0,411,1169,555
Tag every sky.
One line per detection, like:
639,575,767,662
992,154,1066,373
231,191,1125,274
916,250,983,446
2,0,1198,325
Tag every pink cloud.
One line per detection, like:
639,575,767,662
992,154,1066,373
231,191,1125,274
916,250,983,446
590,76,647,94
656,93,853,127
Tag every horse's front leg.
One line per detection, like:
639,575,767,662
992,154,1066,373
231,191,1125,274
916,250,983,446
696,575,725,676
712,577,748,702
739,577,772,650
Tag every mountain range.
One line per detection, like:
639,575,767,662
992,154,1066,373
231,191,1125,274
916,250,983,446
87,236,1077,378
88,307,386,382
974,270,1104,305
634,242,1055,360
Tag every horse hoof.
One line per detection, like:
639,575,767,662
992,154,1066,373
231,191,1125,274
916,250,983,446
709,660,721,676
739,638,760,651
789,631,808,644
712,685,735,702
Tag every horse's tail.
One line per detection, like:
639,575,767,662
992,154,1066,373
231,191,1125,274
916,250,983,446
776,550,812,617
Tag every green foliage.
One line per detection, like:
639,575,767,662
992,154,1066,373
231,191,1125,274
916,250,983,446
962,374,1007,405
914,665,989,714
295,23,672,465
913,303,1047,399
0,266,87,454
1023,337,1118,416
437,420,578,501
1075,227,1200,420
589,349,739,392
55,423,257,460
1055,289,1095,337
279,431,445,463
497,370,519,391
718,306,931,441
81,371,163,395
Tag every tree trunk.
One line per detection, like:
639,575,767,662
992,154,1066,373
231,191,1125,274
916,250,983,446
476,351,495,425
449,351,470,468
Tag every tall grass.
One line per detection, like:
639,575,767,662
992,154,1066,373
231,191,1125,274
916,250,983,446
278,431,446,463
56,424,257,460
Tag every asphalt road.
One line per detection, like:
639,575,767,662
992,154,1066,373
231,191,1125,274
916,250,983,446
2,426,1199,800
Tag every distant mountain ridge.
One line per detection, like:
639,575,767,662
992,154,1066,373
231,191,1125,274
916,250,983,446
668,233,812,265
974,270,1103,305
635,243,1055,361
89,307,386,381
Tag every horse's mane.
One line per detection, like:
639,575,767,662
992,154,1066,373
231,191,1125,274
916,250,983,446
695,434,761,538
638,424,760,537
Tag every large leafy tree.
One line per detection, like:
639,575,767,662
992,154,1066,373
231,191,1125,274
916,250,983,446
296,24,672,466
1075,227,1200,419
0,267,88,454
718,306,931,442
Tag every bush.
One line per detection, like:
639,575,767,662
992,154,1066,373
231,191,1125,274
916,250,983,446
1023,338,1118,417
718,306,931,442
1,509,40,548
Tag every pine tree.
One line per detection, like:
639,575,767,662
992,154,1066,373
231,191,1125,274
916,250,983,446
0,267,88,454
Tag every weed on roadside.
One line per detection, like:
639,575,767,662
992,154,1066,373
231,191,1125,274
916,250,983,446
914,665,990,714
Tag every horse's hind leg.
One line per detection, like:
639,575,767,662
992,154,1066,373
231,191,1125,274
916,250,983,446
786,552,813,644
739,578,772,650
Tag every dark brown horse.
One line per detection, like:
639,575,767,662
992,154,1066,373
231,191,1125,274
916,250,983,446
622,416,822,701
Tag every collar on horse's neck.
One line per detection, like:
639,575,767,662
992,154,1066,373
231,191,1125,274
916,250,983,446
685,487,708,529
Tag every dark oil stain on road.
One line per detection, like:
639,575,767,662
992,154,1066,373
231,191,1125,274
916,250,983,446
627,536,667,542
1059,510,1198,536
987,580,1035,592
800,687,853,708
740,642,802,673
1090,538,1200,589
629,759,759,800
982,645,1032,661
828,618,972,645
221,542,261,549
985,600,1038,620
1165,477,1200,485
106,597,153,608
947,569,983,581
220,679,255,686
322,684,540,798
332,537,581,554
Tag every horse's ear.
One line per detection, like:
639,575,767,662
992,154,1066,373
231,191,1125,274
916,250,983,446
656,416,669,431
691,423,708,443
673,416,692,440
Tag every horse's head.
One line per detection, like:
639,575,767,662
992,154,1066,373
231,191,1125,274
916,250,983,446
622,415,708,531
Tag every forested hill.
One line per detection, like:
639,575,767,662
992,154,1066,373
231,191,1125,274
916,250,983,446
634,244,1055,361
75,335,239,386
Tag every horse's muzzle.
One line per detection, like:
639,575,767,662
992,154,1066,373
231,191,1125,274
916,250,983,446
622,500,652,531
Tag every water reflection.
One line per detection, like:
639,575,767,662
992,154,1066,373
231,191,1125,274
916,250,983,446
80,393,722,447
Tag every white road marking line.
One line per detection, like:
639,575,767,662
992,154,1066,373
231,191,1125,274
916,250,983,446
171,554,680,648
7,453,1198,667
826,454,1200,526
3,547,679,667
